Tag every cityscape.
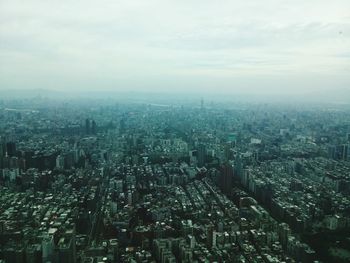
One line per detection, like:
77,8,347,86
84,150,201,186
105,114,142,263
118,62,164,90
0,97,349,263
1,0,350,262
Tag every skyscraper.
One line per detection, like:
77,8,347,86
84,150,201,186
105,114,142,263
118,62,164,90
85,119,90,135
6,142,16,157
220,163,234,195
197,144,206,167
91,120,97,134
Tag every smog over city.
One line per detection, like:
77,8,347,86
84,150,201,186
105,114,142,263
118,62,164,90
0,1,350,263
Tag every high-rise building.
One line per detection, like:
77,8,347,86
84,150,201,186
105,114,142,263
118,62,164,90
56,237,76,263
6,142,16,157
91,120,97,134
205,224,214,248
329,144,349,160
0,142,5,158
56,155,65,169
220,163,234,195
197,144,206,167
341,144,349,160
55,228,76,263
26,244,42,263
235,153,243,179
42,234,54,263
85,119,90,134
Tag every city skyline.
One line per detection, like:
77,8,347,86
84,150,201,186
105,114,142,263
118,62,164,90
1,98,350,262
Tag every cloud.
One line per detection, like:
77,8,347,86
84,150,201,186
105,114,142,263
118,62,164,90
0,0,349,95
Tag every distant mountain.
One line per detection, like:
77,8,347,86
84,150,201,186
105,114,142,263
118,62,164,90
0,88,349,105
0,89,68,99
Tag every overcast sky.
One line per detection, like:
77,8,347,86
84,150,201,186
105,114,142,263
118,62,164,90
0,0,349,96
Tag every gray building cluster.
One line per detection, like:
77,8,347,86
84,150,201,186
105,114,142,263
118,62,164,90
1,99,350,262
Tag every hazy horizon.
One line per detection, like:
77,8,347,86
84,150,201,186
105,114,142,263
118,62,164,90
0,0,349,98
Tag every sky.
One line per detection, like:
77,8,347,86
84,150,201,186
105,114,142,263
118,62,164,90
0,0,349,97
